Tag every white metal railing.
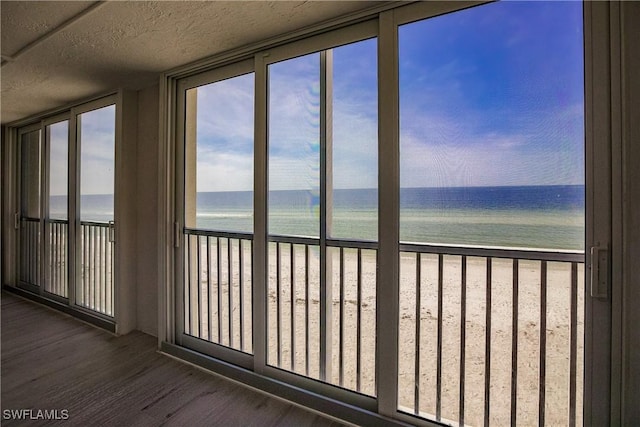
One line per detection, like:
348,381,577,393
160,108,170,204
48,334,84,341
398,243,584,426
266,235,377,395
77,221,114,316
183,228,253,353
19,217,41,286
181,230,584,425
46,219,68,298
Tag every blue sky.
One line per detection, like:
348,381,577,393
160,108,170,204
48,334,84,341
79,105,116,196
49,121,68,197
192,1,584,192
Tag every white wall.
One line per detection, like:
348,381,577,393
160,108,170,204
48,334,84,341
135,84,160,337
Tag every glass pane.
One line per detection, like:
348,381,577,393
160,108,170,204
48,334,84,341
48,121,68,220
331,38,378,241
79,105,115,222
19,129,42,287
185,73,255,232
397,2,585,426
399,1,584,251
268,53,320,238
182,72,255,355
20,130,41,218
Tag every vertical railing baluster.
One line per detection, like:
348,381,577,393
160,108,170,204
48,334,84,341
290,244,296,371
460,255,467,427
49,223,54,293
110,233,114,315
197,235,202,338
511,258,519,427
56,223,59,295
539,261,548,426
64,223,67,296
28,221,31,283
339,247,345,387
305,244,310,377
569,262,578,427
249,240,254,352
55,223,59,294
84,224,88,307
207,236,212,342
59,223,62,294
64,223,68,297
228,238,233,347
95,226,100,311
48,222,52,293
356,248,362,392
239,239,244,351
97,225,101,311
414,252,421,415
30,221,33,283
436,253,444,421
102,226,106,313
484,257,493,427
93,225,97,310
49,223,53,293
276,242,282,367
97,225,101,310
186,233,192,335
217,237,222,344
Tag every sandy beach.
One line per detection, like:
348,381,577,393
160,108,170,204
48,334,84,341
187,239,584,426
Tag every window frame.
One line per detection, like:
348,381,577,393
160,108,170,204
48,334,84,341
174,58,256,369
158,1,618,425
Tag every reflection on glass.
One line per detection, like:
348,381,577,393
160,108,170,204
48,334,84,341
331,38,378,241
186,73,255,232
48,121,68,220
399,1,584,250
268,53,320,237
79,105,115,222
20,130,41,218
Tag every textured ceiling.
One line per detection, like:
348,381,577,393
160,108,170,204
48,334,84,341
1,1,379,124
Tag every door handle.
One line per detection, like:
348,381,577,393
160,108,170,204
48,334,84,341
108,220,115,243
590,245,608,299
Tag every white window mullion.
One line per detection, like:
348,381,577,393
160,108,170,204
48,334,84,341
68,110,79,308
319,49,334,381
376,9,400,418
253,52,269,375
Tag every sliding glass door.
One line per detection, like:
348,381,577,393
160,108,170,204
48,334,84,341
76,104,116,316
14,97,117,319
45,118,70,298
265,36,378,395
169,2,614,424
395,2,586,426
18,126,42,291
176,60,255,367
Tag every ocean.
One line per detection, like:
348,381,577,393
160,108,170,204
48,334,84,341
52,185,584,250
195,185,584,250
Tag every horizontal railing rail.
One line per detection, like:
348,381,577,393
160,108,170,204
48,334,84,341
400,241,584,263
185,227,253,241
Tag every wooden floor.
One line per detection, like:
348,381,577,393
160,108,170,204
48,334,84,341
1,292,345,426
